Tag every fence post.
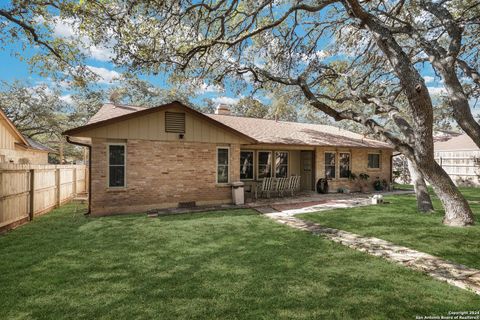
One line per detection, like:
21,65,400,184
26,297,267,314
56,167,61,208
29,169,35,220
73,167,77,197
85,165,89,194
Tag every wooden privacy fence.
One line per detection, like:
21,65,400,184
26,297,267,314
0,164,88,231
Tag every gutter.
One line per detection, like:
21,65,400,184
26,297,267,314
65,136,92,215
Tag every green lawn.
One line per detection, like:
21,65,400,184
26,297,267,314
1,204,479,319
300,187,480,269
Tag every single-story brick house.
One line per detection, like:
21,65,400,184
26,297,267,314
64,101,393,216
0,108,54,164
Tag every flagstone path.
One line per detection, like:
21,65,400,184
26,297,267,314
257,201,480,296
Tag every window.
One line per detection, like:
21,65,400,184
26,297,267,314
108,144,126,187
275,151,289,178
240,151,254,180
339,152,351,178
325,152,336,179
368,153,381,169
258,151,272,179
217,147,229,183
165,112,185,133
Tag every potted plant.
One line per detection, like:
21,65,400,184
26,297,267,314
356,172,369,193
373,177,384,191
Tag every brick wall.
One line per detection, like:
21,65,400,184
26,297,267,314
90,139,240,215
315,147,392,192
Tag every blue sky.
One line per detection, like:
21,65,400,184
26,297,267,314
0,21,236,106
0,13,478,118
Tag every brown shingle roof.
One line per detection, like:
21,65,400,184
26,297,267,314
434,134,479,151
206,114,391,148
69,102,392,149
87,103,147,124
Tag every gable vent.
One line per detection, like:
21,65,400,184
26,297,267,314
165,112,186,133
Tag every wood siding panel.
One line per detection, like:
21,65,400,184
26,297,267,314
76,105,248,145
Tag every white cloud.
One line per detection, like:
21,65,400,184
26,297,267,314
87,66,120,84
49,17,114,62
212,96,239,105
196,83,222,94
51,17,76,38
60,94,73,104
424,76,435,84
300,50,327,62
89,46,114,62
427,86,447,96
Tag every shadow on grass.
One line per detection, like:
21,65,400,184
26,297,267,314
0,203,479,319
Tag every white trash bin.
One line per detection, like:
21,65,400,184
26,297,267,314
231,181,245,205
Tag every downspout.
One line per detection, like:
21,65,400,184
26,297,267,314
66,136,92,215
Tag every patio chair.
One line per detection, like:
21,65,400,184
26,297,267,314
259,177,276,198
287,176,301,196
276,177,290,197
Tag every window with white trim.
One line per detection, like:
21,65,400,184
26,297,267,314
339,152,351,178
240,151,254,180
325,152,336,179
275,151,289,178
108,144,126,187
258,151,272,179
368,153,381,169
217,147,230,183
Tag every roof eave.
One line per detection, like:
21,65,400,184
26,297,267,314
63,101,258,144
0,108,30,146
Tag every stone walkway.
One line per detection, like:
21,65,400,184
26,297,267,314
260,202,480,296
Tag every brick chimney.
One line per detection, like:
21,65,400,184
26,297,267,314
215,104,231,115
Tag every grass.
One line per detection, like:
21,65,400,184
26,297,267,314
299,187,480,269
0,204,479,319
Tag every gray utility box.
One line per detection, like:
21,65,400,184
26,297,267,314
231,181,245,205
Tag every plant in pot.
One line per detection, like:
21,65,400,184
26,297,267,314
373,177,384,191
358,173,370,193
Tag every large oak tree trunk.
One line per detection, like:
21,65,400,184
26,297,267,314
407,160,434,213
419,161,474,226
344,0,474,226
437,64,480,149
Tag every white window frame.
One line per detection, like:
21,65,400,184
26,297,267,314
367,152,381,170
216,146,230,184
274,151,289,178
107,143,127,188
324,151,337,180
240,150,255,181
257,151,273,179
338,152,351,179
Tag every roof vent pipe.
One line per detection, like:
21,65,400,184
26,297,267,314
215,104,231,115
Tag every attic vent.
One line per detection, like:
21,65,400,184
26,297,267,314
165,112,185,133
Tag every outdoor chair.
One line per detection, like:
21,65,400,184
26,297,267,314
287,176,301,196
259,177,276,198
276,177,290,197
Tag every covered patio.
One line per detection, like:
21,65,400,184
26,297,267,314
245,189,414,216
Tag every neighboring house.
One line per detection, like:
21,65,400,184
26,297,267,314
0,108,53,164
64,101,393,216
434,134,480,186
